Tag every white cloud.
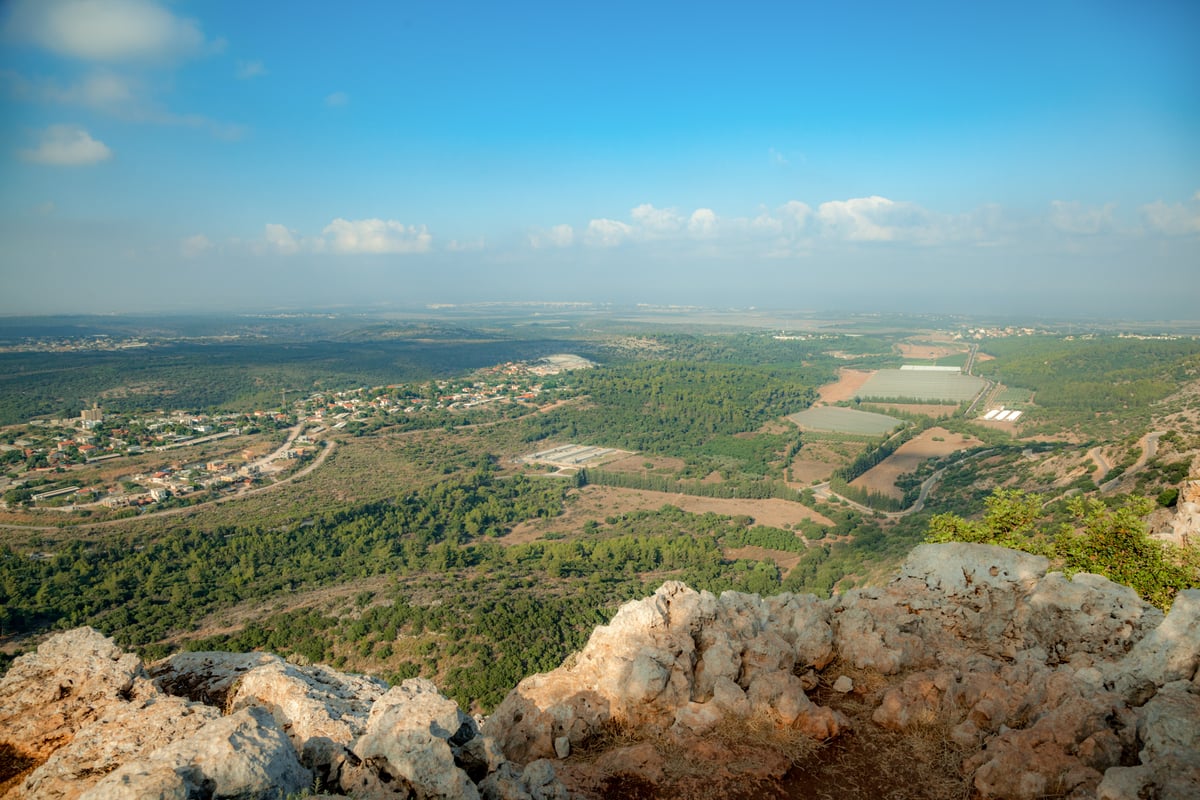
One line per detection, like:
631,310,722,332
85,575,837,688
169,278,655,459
446,238,485,252
630,204,684,236
236,60,266,80
584,218,633,247
325,91,350,107
19,124,112,165
263,223,301,255
688,208,718,237
180,234,213,258
529,224,574,249
322,218,431,254
1141,197,1200,236
6,0,209,63
816,196,902,241
1049,200,1116,235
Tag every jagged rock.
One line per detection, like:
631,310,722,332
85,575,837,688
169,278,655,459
12,695,219,800
485,581,847,763
1098,680,1200,800
0,627,152,764
1104,589,1200,701
6,543,1198,800
81,705,310,800
353,678,482,800
1017,571,1163,662
1169,479,1200,545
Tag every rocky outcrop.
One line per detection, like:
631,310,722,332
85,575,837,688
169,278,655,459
0,634,567,800
2,543,1198,800
1169,479,1200,545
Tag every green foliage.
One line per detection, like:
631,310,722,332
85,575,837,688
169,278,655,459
925,489,1197,609
519,362,820,472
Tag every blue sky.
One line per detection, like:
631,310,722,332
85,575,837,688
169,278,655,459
1,0,1197,317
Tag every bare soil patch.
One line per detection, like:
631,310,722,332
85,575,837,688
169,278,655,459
504,486,833,544
817,369,875,403
790,440,865,485
724,545,804,574
896,342,966,360
851,427,985,499
602,454,687,474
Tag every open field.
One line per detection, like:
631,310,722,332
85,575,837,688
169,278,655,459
857,369,986,403
817,369,875,403
850,426,986,499
862,402,959,418
789,406,903,436
600,453,688,473
503,485,834,544
790,440,866,484
724,545,804,575
896,342,967,360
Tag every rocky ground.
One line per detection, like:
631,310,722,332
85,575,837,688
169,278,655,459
1,542,1198,800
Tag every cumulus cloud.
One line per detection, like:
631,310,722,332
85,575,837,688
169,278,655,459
325,91,350,107
19,124,112,165
1048,200,1116,235
584,218,633,247
688,208,718,237
263,223,301,255
1140,197,1200,236
322,218,431,254
816,196,902,241
529,224,574,249
630,204,684,237
5,0,210,63
180,234,212,258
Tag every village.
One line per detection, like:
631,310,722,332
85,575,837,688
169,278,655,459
0,354,590,516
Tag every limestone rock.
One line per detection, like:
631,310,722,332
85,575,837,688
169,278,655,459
0,627,150,763
81,705,310,800
12,695,219,800
1104,589,1200,700
353,678,481,800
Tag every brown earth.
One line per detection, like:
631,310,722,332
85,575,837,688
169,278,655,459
504,485,834,545
601,454,688,474
896,343,965,360
816,369,875,403
723,545,805,574
850,427,985,499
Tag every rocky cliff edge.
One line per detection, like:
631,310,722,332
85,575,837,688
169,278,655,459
1,542,1198,800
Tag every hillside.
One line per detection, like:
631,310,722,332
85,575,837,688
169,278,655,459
2,542,1198,800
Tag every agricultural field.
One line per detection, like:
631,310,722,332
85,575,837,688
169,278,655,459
788,406,903,436
856,369,986,403
816,369,875,403
849,427,986,499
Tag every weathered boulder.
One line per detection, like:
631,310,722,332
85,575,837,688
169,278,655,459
0,627,151,764
1098,680,1200,800
11,695,219,800
352,678,482,800
80,705,310,800
1103,589,1200,701
485,581,846,763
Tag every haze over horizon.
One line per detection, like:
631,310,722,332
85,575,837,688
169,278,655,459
1,1,1197,319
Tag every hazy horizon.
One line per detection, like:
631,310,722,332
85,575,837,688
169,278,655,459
1,1,1197,318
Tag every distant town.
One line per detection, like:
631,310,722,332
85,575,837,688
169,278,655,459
0,354,593,516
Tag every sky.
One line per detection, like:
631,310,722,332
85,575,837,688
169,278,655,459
0,0,1197,318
